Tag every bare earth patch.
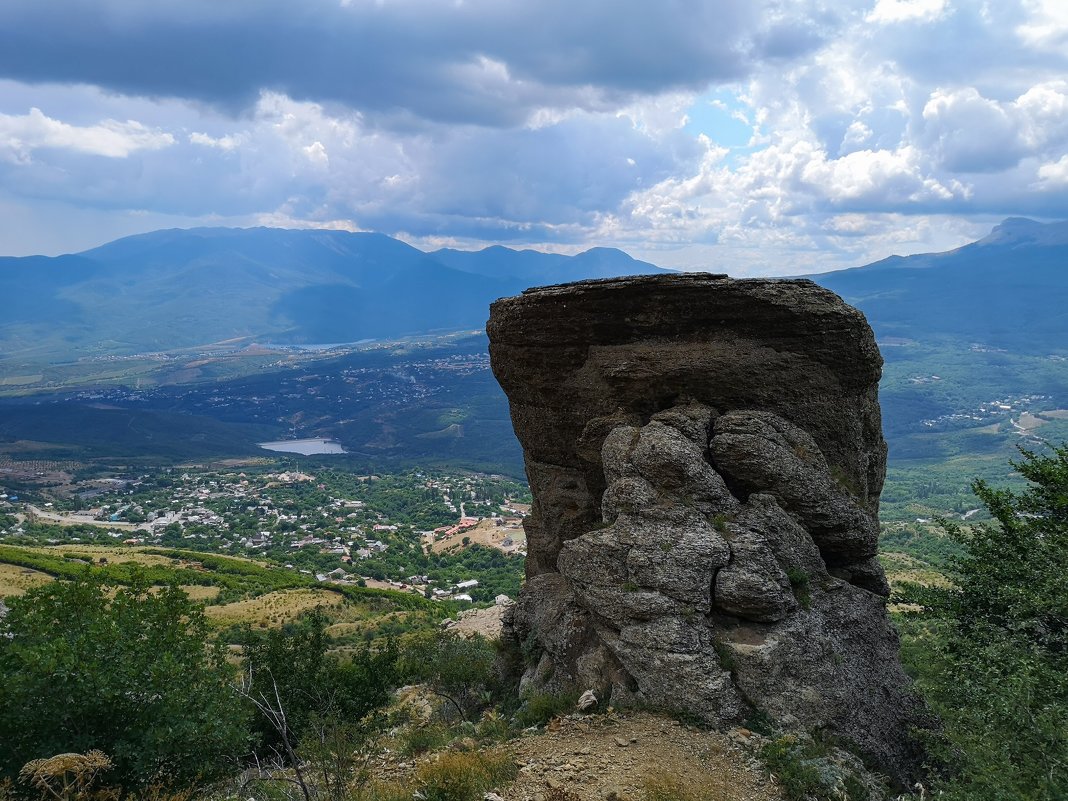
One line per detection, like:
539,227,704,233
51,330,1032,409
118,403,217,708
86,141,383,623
431,518,526,555
0,563,53,597
365,711,781,801
503,712,782,801
1038,408,1068,420
178,584,222,602
1016,412,1048,431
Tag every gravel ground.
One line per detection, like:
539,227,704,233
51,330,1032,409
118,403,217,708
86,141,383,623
501,711,783,801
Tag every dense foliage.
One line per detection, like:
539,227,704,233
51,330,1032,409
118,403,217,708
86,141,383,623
899,444,1068,800
242,610,399,755
0,578,249,794
398,631,498,722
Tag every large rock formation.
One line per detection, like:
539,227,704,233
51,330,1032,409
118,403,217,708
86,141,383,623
487,274,925,782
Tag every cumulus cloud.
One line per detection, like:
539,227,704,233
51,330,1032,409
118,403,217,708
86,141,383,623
1037,155,1068,187
921,88,1023,173
0,0,1065,271
1016,0,1068,48
0,107,173,161
867,0,947,25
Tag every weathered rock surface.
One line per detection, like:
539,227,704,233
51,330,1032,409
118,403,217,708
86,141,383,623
488,274,925,783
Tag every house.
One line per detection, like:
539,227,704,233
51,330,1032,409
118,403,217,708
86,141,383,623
455,579,479,590
453,593,474,602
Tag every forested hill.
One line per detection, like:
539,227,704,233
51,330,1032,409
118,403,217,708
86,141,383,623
0,227,665,363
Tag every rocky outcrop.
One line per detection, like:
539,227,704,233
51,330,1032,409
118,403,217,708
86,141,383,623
487,274,925,783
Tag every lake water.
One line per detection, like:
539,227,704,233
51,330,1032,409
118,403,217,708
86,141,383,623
258,438,347,455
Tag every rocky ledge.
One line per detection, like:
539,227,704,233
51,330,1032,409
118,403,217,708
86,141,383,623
487,274,925,783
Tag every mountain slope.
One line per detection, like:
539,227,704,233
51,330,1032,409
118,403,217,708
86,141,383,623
811,218,1068,353
431,244,662,285
0,228,666,363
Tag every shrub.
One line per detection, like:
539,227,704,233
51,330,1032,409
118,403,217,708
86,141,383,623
643,773,730,801
415,752,516,801
397,632,496,723
759,736,870,801
514,691,578,728
785,567,811,609
0,578,248,794
401,725,453,757
241,609,399,756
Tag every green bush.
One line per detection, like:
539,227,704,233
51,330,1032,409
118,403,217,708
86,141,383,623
415,752,516,801
402,725,453,756
241,610,399,756
760,736,869,801
514,691,578,728
0,578,248,794
397,632,496,723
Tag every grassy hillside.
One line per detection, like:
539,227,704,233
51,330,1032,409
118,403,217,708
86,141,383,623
0,544,443,642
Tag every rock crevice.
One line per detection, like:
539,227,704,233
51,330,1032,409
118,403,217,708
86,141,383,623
488,274,923,782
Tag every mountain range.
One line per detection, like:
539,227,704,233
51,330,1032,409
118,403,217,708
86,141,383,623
1,218,1066,365
814,217,1068,354
0,228,664,364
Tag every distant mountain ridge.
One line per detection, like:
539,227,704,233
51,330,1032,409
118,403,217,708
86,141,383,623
810,217,1068,353
1,219,1065,365
0,227,666,362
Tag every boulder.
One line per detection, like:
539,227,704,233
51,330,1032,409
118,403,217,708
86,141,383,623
487,274,926,783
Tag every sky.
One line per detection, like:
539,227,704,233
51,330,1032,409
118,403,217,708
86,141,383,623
0,0,1066,275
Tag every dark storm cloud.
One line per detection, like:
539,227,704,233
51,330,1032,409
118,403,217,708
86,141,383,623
0,0,798,126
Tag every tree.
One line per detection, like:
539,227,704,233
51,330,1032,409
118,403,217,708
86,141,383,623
241,611,398,756
397,631,496,722
0,577,249,794
943,444,1068,652
901,444,1068,800
239,611,399,801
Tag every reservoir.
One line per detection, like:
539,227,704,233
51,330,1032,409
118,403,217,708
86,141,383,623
258,438,347,455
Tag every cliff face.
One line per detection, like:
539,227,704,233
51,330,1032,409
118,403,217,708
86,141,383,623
487,274,924,782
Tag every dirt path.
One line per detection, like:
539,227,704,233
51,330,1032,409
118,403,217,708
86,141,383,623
502,711,782,801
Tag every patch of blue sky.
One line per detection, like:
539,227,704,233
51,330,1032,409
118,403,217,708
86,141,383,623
682,89,759,168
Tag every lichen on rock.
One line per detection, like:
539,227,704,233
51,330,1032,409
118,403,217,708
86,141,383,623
487,274,926,783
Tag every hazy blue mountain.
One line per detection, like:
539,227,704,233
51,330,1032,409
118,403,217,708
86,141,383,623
811,218,1068,353
2,220,1065,367
0,228,666,363
431,244,663,285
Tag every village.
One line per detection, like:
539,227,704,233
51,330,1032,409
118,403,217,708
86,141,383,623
0,464,529,604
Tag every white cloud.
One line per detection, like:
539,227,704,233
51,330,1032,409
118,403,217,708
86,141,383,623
189,131,246,151
1016,0,1068,48
867,0,947,25
919,83,1068,172
1037,155,1068,187
0,107,174,161
1014,81,1068,150
921,88,1021,172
